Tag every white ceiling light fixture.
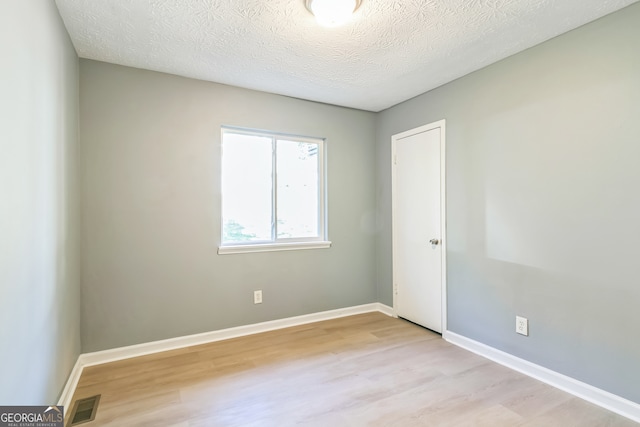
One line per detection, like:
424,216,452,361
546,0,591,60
305,0,362,27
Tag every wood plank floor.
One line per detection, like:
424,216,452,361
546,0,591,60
68,313,638,426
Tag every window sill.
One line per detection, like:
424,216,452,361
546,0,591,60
218,241,332,255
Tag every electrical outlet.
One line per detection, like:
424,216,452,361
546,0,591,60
254,290,263,304
516,316,528,336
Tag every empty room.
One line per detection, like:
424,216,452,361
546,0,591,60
1,0,639,425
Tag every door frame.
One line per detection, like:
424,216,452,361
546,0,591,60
391,119,447,333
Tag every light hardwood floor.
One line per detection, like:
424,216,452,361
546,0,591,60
68,313,638,426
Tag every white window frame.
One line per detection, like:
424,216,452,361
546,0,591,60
218,126,331,255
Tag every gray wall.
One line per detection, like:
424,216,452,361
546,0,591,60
376,3,640,403
0,2,80,404
79,60,377,352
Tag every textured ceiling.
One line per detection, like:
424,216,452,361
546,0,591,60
55,0,638,112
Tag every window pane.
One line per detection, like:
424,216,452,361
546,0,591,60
222,133,273,243
276,140,319,238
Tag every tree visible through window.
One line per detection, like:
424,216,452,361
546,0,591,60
221,128,326,247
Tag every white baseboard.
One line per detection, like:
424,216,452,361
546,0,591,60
444,331,640,423
58,302,394,406
80,303,392,367
57,356,83,408
377,302,395,317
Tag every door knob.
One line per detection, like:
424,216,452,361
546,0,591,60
429,238,439,245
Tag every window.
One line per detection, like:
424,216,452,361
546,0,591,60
219,127,330,254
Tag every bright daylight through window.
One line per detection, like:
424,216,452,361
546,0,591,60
219,128,329,254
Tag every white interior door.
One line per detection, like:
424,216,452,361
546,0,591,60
392,121,445,333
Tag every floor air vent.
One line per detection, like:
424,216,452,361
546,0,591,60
69,395,100,425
